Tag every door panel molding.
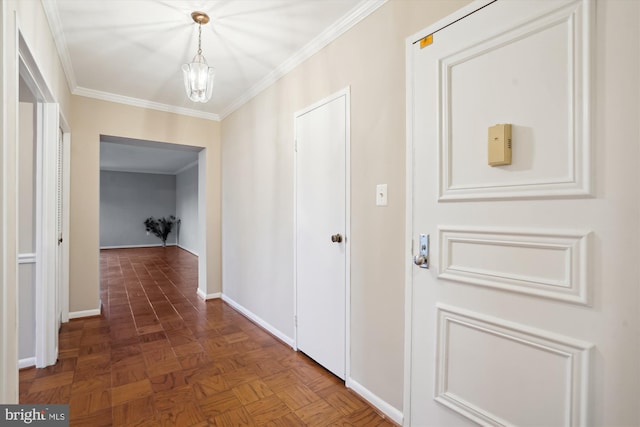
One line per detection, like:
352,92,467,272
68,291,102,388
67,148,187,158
404,1,614,425
437,0,593,201
435,304,592,427
438,226,591,304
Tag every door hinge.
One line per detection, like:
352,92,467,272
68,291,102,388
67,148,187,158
294,315,297,327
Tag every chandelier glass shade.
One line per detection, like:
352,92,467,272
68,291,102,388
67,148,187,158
182,12,214,103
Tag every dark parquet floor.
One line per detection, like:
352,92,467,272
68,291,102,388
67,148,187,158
18,247,395,426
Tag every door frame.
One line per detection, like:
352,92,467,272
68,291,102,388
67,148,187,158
403,1,495,424
59,119,71,324
293,87,351,382
18,29,69,367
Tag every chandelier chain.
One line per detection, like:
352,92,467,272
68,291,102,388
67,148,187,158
183,11,214,103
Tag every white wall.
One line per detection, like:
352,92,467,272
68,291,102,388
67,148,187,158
221,0,473,416
176,163,199,255
100,170,177,247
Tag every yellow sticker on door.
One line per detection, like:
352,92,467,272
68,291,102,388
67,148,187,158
420,34,433,49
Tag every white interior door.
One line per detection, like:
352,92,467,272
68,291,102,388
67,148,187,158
406,1,639,426
295,90,349,380
56,127,64,331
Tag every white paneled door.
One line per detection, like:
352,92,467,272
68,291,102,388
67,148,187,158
406,1,639,426
295,90,349,380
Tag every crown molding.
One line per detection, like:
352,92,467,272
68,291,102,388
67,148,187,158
73,87,221,121
41,0,78,94
41,0,386,122
219,0,388,119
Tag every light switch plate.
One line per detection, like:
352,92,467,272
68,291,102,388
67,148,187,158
376,184,388,206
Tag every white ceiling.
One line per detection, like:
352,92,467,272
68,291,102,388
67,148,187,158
100,136,200,175
44,0,384,121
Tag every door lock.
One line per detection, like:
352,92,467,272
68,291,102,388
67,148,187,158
413,234,429,268
331,233,343,243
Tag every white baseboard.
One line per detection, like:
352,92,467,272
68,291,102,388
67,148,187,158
177,244,198,256
221,294,295,348
346,378,403,425
69,300,101,319
18,357,36,369
100,243,177,249
196,289,221,300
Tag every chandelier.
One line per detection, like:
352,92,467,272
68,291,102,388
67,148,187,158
182,11,215,103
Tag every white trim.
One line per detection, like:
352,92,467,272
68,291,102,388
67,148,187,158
436,1,593,201
41,0,385,121
177,244,198,257
344,89,351,383
407,0,495,44
40,0,77,95
68,304,101,320
197,150,208,299
293,87,351,380
73,88,219,122
73,88,221,122
347,378,403,426
75,88,219,122
0,9,20,404
60,126,70,323
404,2,504,423
403,31,415,427
196,289,221,300
435,304,592,426
35,101,59,369
438,226,591,304
18,253,36,264
100,243,177,250
222,294,295,349
18,358,36,370
18,23,63,369
222,1,386,119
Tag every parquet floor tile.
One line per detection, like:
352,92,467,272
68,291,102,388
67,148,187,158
19,247,396,426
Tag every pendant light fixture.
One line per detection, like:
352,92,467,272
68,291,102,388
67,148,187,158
182,11,215,103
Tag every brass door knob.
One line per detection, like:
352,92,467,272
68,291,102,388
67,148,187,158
331,234,343,243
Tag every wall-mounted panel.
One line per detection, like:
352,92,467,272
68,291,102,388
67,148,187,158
435,304,592,426
438,1,592,200
438,227,590,304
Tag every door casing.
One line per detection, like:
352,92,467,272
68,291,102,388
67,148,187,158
18,30,70,368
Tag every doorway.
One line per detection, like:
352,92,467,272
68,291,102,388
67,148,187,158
17,33,70,369
294,88,350,380
98,136,207,299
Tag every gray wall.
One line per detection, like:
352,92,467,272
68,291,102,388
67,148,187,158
100,170,177,247
176,164,199,255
